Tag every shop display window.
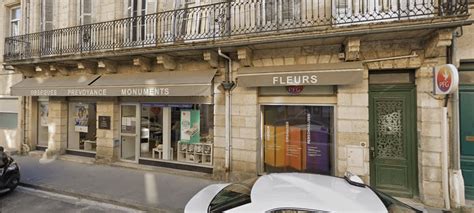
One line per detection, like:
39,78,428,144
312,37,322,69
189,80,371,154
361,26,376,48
37,101,49,146
139,103,214,165
140,104,163,159
263,105,334,175
173,104,213,165
68,102,97,152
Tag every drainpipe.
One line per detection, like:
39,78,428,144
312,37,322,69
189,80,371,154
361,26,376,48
218,48,235,172
448,29,465,209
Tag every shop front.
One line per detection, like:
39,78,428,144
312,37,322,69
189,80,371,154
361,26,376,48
11,70,216,172
237,62,364,176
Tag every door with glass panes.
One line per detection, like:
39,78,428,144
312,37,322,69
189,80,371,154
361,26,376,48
120,104,140,161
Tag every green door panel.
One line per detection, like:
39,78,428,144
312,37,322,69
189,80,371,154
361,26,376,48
369,84,418,198
460,85,474,200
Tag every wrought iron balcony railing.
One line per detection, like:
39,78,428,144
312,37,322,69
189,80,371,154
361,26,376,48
4,0,468,61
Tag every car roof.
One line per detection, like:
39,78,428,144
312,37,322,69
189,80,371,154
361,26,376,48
244,173,387,212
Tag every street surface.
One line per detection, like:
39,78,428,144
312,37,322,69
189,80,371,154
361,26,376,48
0,187,142,213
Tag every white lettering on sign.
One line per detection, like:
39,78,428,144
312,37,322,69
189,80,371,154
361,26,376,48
67,89,107,96
120,88,170,96
30,89,58,96
307,113,311,145
272,75,318,85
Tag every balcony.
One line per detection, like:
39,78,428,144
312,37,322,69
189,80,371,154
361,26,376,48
3,0,469,62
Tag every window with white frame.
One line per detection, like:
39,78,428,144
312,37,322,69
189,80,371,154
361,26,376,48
264,0,301,24
126,0,157,42
41,0,54,31
10,6,21,36
79,0,92,25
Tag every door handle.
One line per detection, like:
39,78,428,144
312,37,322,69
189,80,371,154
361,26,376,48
369,146,375,159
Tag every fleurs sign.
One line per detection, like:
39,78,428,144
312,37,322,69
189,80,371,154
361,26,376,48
433,64,459,95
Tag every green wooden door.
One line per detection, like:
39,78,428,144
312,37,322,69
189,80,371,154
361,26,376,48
460,85,474,200
369,84,418,198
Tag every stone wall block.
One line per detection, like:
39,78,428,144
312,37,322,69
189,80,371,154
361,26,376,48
422,181,443,196
418,93,441,108
337,133,369,146
214,104,225,116
352,120,369,133
252,59,263,67
338,80,369,93
214,136,225,148
244,117,257,128
262,58,273,66
338,146,347,160
337,93,352,106
420,108,442,123
231,105,240,116
307,55,318,64
284,57,295,65
422,151,441,167
232,127,240,138
416,67,434,78
240,105,257,116
231,138,245,149
351,93,368,107
420,136,443,153
273,57,284,66
231,116,245,127
318,55,331,64
214,126,226,137
214,147,226,159
242,94,258,105
296,56,307,64
422,195,445,208
422,166,442,182
239,127,257,140
337,120,352,133
243,139,257,151
337,106,368,120
420,122,441,137
337,160,348,175
214,115,226,127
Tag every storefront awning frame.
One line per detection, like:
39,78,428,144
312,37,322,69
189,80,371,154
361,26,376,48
10,70,217,97
236,62,364,87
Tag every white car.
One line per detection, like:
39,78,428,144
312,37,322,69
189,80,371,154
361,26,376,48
185,172,422,213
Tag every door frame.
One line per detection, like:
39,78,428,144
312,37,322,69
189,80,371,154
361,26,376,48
120,103,140,163
369,84,419,197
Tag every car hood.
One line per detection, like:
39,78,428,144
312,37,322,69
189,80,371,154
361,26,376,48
184,183,230,213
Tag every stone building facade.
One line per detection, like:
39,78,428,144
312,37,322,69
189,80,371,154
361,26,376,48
0,0,23,152
2,0,473,210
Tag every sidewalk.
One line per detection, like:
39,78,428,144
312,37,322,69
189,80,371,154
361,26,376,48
13,154,219,212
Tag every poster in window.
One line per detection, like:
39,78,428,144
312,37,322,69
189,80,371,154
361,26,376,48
180,110,200,143
74,104,89,133
39,103,49,127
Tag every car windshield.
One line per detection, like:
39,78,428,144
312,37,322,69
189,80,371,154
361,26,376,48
208,177,259,213
369,187,422,213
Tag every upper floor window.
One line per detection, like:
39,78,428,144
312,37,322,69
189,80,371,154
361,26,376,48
79,0,92,25
264,0,301,23
41,0,54,31
10,7,21,36
127,0,157,17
